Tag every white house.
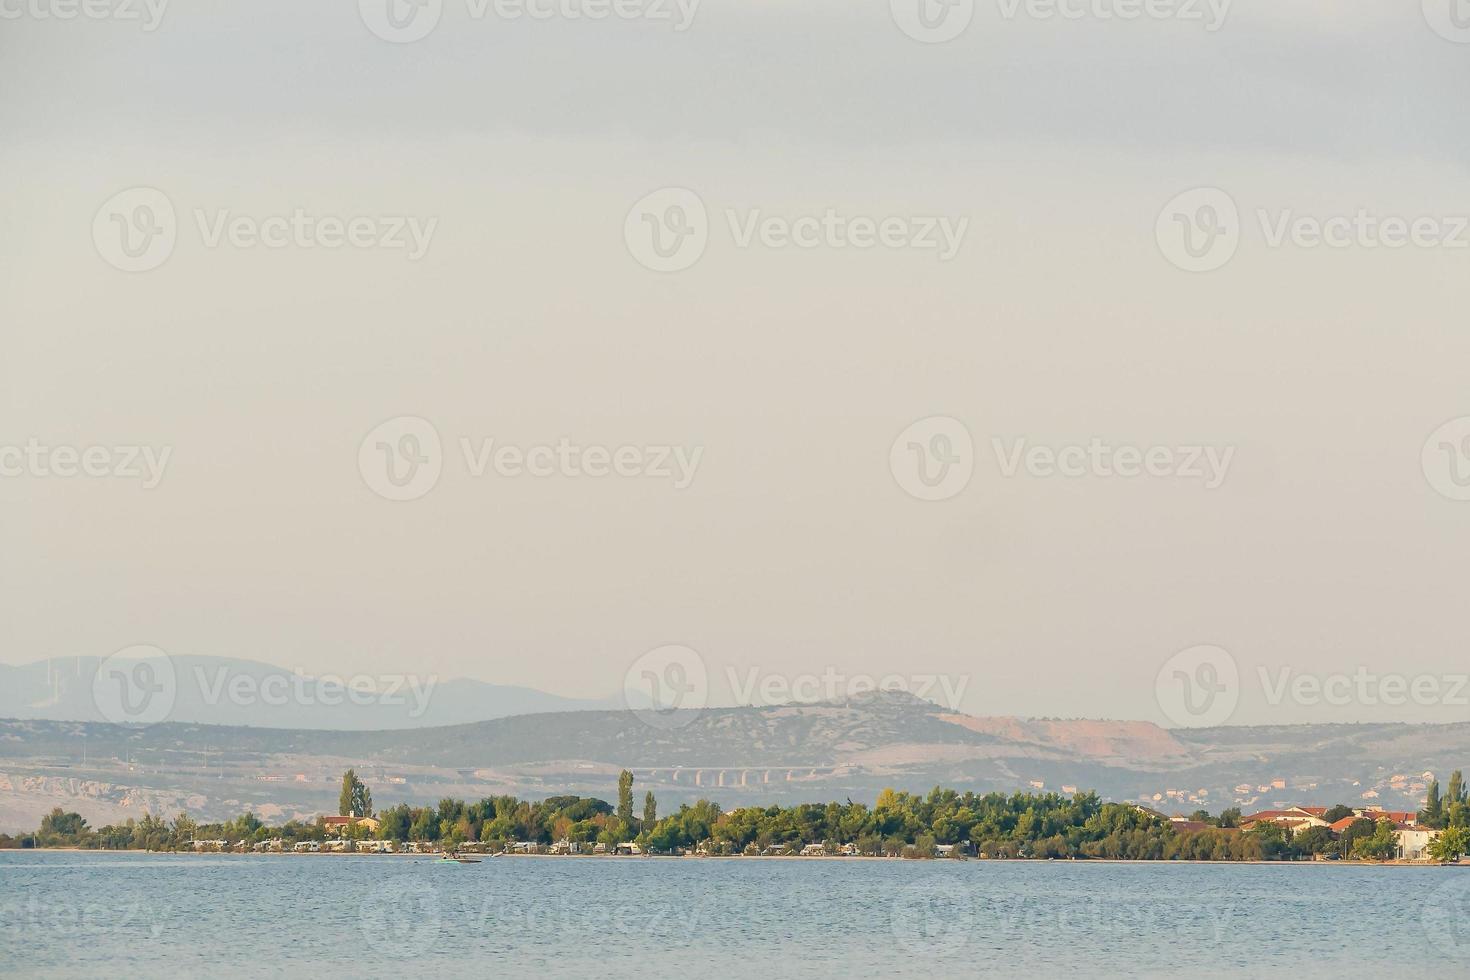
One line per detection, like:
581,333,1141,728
1395,825,1439,861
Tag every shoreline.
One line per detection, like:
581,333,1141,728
6,847,1463,868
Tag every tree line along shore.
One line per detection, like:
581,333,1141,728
6,768,1470,863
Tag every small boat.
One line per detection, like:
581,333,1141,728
438,852,482,864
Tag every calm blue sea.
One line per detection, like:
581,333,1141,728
3,852,1468,978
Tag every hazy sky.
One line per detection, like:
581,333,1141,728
3,0,1468,727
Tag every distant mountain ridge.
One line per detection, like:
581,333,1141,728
0,655,622,730
0,690,1461,832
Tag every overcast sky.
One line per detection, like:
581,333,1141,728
2,0,1468,727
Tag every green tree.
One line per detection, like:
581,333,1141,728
1322,805,1354,823
339,769,372,818
37,808,90,846
643,791,657,831
1293,825,1334,855
1423,780,1443,828
1449,801,1470,830
1351,819,1398,861
617,770,635,826
1217,807,1241,829
1448,770,1465,806
1338,817,1375,858
408,808,440,842
377,804,412,841
1428,825,1470,863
